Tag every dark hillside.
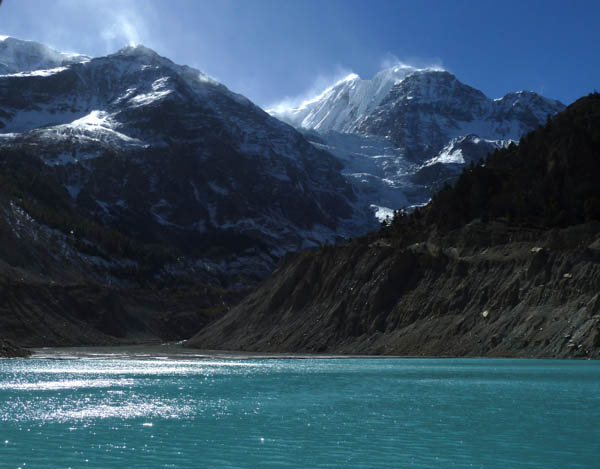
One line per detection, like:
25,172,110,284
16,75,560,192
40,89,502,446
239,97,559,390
423,92,600,230
0,147,239,356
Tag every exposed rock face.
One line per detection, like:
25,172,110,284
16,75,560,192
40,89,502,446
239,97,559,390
188,222,600,358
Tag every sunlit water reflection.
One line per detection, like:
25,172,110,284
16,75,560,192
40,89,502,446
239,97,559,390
0,353,598,468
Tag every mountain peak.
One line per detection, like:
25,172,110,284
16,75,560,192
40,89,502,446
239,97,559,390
269,63,451,133
109,44,222,85
115,43,161,58
372,63,444,85
109,44,172,68
0,36,89,75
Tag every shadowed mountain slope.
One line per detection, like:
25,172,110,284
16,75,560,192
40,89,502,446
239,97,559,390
189,93,600,358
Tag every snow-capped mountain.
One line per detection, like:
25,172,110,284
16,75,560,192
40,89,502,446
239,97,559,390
272,64,437,134
359,71,563,153
0,37,568,281
270,67,565,220
0,38,363,282
0,36,89,75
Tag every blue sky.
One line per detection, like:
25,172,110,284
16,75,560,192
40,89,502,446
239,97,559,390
0,0,597,108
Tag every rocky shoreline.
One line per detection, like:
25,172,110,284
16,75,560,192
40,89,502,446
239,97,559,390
0,274,242,352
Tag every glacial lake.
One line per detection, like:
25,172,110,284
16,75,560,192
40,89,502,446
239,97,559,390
0,348,599,468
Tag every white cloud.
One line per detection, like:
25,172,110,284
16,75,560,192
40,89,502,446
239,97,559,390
99,3,148,48
52,0,157,54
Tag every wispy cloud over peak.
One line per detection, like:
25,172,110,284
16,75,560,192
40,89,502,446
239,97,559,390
97,2,148,51
379,53,445,73
43,0,160,55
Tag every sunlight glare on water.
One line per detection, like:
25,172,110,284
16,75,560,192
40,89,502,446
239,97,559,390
0,356,598,468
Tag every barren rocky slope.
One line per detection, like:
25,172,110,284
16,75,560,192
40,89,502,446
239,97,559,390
189,222,600,358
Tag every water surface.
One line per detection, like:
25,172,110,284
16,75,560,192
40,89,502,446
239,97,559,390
0,350,598,468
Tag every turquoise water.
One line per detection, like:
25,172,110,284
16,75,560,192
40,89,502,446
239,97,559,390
0,356,599,468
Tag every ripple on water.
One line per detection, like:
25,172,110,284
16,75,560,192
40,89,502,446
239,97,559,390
0,357,598,468
0,378,135,391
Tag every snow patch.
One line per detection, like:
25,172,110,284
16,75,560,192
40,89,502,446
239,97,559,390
57,110,143,145
0,66,68,78
71,110,110,128
306,131,412,222
46,153,75,166
152,77,170,90
115,87,137,104
426,147,464,166
128,89,172,107
371,205,396,223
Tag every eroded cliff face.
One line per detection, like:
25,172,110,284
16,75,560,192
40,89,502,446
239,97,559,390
188,221,600,358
